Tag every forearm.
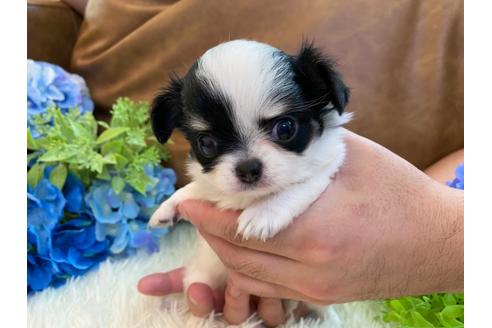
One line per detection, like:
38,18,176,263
433,184,464,292
410,181,464,296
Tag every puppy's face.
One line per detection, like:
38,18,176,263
151,40,349,196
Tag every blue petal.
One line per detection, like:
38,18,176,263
455,163,464,183
106,188,122,209
122,198,139,219
27,256,55,291
67,248,94,270
109,224,130,254
63,173,85,213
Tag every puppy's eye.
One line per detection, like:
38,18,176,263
196,134,218,159
272,117,297,142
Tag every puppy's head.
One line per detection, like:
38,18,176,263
151,40,350,196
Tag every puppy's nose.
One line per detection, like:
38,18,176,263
235,159,263,184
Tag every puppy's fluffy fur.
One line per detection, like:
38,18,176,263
149,40,351,318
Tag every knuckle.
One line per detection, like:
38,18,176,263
232,261,268,280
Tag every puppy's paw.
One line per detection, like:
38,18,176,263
148,200,177,228
236,205,292,241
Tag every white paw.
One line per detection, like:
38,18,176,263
148,200,177,228
236,205,293,241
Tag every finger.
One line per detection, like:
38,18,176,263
257,298,285,327
223,275,252,324
178,200,302,259
201,231,304,289
187,282,215,317
228,271,324,305
137,268,184,296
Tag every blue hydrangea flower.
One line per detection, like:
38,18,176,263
62,173,85,213
28,229,59,293
86,181,141,253
43,166,85,214
85,181,140,224
129,220,169,254
27,60,94,137
86,166,176,255
447,163,464,190
50,214,109,279
135,165,176,218
27,252,59,293
28,179,66,256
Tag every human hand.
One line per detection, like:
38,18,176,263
176,130,463,305
138,268,286,326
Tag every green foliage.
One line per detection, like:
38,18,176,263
383,293,464,328
27,97,169,194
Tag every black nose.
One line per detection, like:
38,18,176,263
235,159,263,184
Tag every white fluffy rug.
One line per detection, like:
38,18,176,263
28,223,389,328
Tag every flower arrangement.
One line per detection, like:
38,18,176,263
383,164,464,328
27,61,176,294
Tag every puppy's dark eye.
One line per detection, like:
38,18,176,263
196,134,218,159
272,117,297,142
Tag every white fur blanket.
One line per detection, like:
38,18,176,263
28,223,389,328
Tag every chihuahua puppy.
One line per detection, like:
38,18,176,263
149,39,351,319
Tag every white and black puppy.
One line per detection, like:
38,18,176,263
149,39,351,318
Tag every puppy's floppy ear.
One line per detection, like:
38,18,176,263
151,77,183,144
293,42,350,114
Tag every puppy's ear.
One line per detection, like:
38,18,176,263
151,77,183,144
293,42,350,114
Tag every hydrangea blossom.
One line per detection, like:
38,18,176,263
27,230,59,293
27,60,94,137
447,163,464,190
86,166,176,255
27,179,66,256
50,214,109,279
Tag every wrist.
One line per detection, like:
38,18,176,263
422,182,464,294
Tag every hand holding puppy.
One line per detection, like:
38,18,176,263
139,131,463,324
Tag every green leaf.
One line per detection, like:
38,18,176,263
27,130,39,150
27,163,45,188
111,176,126,194
113,153,129,170
96,166,111,180
388,300,406,313
441,305,464,319
97,121,110,129
443,293,457,306
410,312,434,327
101,139,124,156
383,311,403,323
38,147,79,162
96,127,129,144
27,151,41,164
437,311,464,328
49,164,68,189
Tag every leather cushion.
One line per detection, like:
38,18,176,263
72,0,463,186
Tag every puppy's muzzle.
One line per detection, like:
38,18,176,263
235,158,263,184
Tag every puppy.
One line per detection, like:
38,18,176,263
149,39,351,319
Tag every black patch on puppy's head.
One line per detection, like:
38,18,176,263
292,42,350,115
151,65,242,173
150,76,183,144
180,68,242,172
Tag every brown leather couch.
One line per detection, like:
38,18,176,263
28,0,463,187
